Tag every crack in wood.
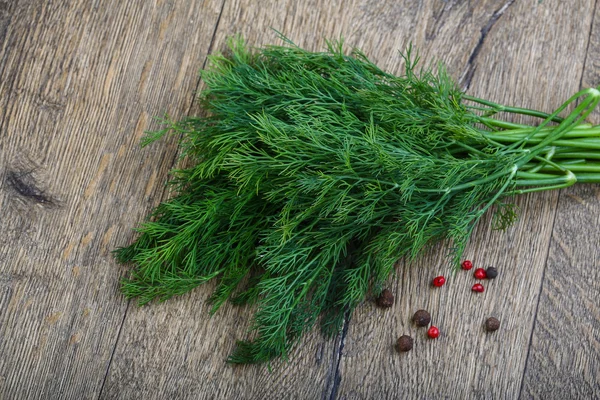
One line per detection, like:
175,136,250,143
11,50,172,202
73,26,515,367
96,301,130,400
579,0,599,89
324,310,350,400
460,0,516,91
425,0,461,41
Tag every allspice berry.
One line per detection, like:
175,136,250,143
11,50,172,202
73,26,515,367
412,309,431,327
486,267,498,279
376,289,394,308
485,317,501,332
396,335,413,352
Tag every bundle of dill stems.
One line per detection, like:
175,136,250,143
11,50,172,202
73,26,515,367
115,36,600,364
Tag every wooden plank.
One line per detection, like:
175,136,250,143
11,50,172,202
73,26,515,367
333,1,596,398
520,3,600,397
0,1,223,399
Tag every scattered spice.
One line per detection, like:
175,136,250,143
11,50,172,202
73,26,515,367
473,268,487,279
427,326,440,339
432,276,446,287
472,283,485,293
396,335,414,352
376,289,394,308
461,260,473,270
485,317,501,331
486,267,498,279
412,309,431,327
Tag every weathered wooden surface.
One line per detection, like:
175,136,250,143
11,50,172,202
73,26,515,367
521,3,600,397
0,1,599,399
0,0,223,398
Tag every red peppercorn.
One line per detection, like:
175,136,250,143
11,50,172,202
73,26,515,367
432,276,446,287
461,260,473,270
474,268,487,279
427,326,440,339
472,283,485,293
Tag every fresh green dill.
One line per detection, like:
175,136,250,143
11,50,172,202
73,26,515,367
115,35,600,364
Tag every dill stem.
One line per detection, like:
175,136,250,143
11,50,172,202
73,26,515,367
511,175,577,194
415,165,517,194
515,172,576,187
528,163,600,173
464,94,565,123
478,116,529,130
512,89,600,158
485,127,600,140
553,151,600,159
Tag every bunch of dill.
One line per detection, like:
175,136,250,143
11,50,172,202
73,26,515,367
115,36,600,364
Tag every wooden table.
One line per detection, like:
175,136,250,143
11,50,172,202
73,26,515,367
1,1,599,398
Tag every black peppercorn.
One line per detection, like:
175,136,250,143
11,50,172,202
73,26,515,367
486,267,498,279
376,289,394,308
485,317,500,332
396,335,413,352
412,309,431,327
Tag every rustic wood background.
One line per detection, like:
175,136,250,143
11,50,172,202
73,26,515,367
1,0,599,399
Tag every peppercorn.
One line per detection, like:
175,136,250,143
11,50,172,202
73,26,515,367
473,268,487,280
461,260,473,270
472,283,485,293
432,276,446,287
396,335,413,352
486,267,498,279
412,309,431,327
485,317,500,332
427,326,440,339
376,289,394,308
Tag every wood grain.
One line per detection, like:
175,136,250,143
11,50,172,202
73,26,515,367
0,1,223,399
520,2,600,397
333,1,597,398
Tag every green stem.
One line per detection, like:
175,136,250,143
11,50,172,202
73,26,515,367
483,122,596,135
507,169,578,195
514,171,576,187
416,165,518,194
517,170,600,184
477,116,530,130
528,153,566,173
516,170,562,179
529,163,600,173
551,139,600,149
485,127,600,140
571,173,600,183
485,135,600,148
464,95,565,123
522,88,600,157
553,151,600,160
